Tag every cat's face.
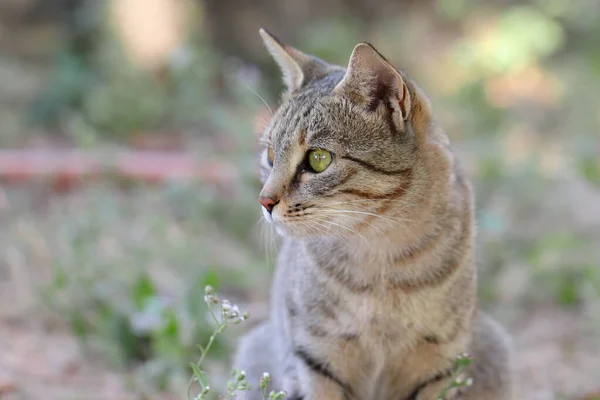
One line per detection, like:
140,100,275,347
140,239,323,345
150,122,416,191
258,30,432,239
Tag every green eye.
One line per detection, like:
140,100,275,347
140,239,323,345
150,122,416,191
267,146,275,166
308,149,333,173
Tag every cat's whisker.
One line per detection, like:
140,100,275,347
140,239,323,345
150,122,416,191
317,208,405,221
309,215,371,249
310,210,386,237
315,222,350,247
242,82,274,116
302,215,352,246
269,222,278,254
316,208,419,245
295,218,327,242
259,217,272,263
318,199,377,207
258,216,269,267
301,219,344,244
316,208,415,226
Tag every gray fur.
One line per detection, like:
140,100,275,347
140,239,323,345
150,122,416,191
234,30,514,400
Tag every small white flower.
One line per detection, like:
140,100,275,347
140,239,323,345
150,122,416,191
221,300,232,311
263,372,270,379
465,378,473,387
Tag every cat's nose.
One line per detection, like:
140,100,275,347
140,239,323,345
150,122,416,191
259,196,279,214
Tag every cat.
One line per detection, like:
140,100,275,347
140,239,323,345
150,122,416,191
233,28,514,400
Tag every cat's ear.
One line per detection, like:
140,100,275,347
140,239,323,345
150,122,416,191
259,28,329,92
335,43,411,122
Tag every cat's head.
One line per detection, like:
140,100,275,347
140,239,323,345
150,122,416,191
257,29,447,239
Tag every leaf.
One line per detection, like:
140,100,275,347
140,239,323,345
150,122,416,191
132,273,156,311
52,264,69,289
201,270,221,290
578,157,600,186
162,309,179,339
69,310,89,339
189,363,208,387
558,277,580,306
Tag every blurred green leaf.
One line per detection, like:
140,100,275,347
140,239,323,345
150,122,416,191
133,274,157,311
52,264,69,290
201,271,221,291
190,363,208,387
451,4,565,76
69,310,89,340
436,0,471,20
27,52,91,126
558,276,580,306
578,158,600,186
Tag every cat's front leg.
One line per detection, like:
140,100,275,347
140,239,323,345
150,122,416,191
293,349,348,400
296,369,345,400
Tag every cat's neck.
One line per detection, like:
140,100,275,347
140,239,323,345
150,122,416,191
299,166,472,286
302,211,443,269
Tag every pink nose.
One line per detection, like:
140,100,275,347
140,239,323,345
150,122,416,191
259,196,279,213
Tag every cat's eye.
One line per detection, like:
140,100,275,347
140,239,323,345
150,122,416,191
307,149,333,173
267,146,275,166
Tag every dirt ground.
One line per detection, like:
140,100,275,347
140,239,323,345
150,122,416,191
1,303,599,400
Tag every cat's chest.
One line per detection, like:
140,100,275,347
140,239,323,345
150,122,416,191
334,289,426,347
329,294,445,400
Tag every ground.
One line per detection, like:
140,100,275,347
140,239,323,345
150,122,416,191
1,300,599,399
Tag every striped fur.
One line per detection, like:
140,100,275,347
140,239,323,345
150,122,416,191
234,30,514,400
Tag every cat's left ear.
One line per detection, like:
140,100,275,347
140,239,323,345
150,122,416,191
259,28,330,92
335,43,411,123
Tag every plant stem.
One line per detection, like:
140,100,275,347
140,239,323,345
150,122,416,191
187,306,228,399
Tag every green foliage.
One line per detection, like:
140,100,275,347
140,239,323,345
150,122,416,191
27,0,222,140
188,286,258,400
578,158,600,186
27,52,92,127
450,4,565,76
25,183,268,393
437,353,474,400
187,286,290,400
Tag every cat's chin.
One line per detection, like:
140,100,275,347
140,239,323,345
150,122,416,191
270,219,324,238
275,225,321,239
272,222,317,238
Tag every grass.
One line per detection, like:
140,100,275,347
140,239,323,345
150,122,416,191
0,182,273,395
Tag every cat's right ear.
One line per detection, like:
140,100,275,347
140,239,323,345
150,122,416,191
259,28,329,92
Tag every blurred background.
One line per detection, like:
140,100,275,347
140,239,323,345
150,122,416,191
0,0,599,399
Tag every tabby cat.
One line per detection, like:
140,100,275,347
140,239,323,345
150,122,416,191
233,29,514,400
